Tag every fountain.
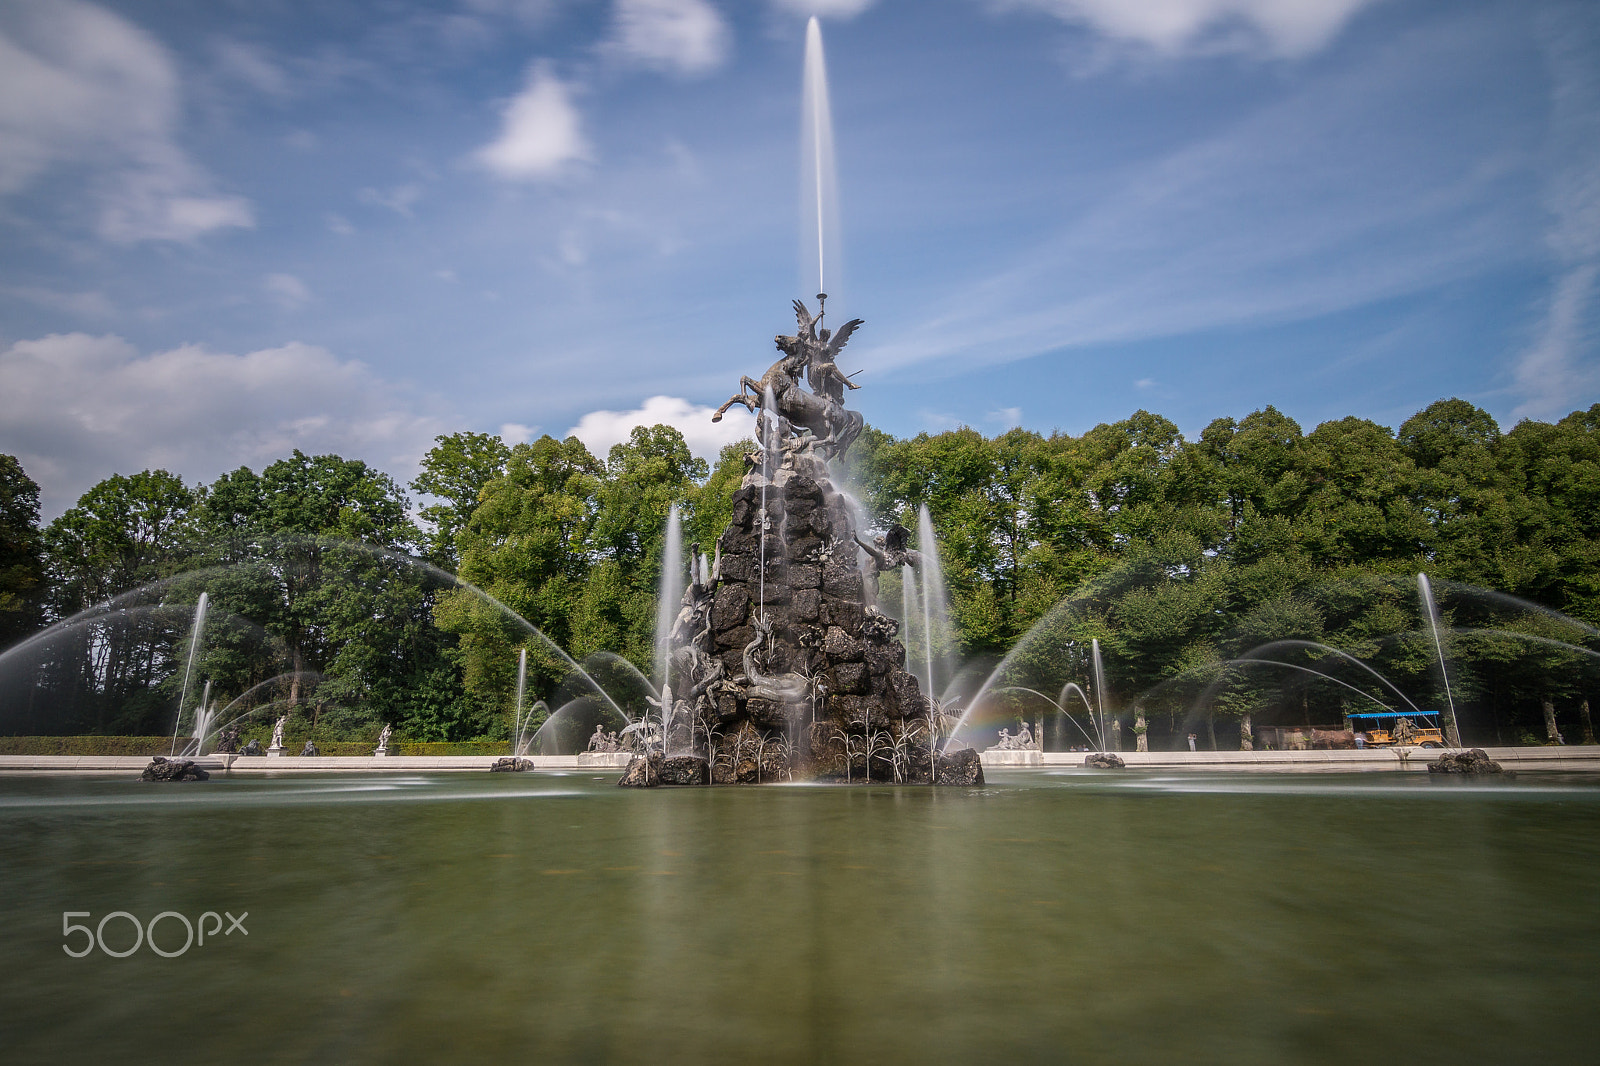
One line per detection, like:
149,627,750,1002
915,505,953,702
1419,572,1463,747
800,15,840,301
168,592,208,756
639,294,975,786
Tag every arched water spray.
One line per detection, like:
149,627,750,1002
169,592,209,756
1418,573,1462,746
182,680,214,757
800,16,840,298
1058,681,1104,751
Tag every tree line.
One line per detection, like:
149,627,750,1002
1,397,1597,747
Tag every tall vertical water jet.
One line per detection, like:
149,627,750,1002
800,16,840,299
1091,638,1111,751
1418,573,1462,746
513,647,530,755
916,506,952,701
656,505,685,753
901,562,919,660
758,386,780,615
170,591,209,756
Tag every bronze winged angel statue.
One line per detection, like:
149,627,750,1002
712,297,864,458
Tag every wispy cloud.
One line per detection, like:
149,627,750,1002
861,18,1533,379
1006,0,1384,59
476,63,593,180
264,273,312,311
607,0,731,76
0,0,253,242
1512,2,1600,419
358,182,424,218
0,285,114,319
0,333,446,517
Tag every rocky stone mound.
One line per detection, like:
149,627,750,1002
1428,748,1513,776
141,756,209,782
490,757,534,772
935,748,984,786
618,753,710,787
618,753,661,787
660,756,710,785
1084,752,1126,770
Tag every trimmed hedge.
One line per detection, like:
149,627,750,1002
0,736,187,756
0,737,514,756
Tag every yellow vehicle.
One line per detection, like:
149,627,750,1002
1349,711,1447,749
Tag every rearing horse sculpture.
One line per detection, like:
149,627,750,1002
711,323,864,458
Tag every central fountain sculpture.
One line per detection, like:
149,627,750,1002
620,297,982,787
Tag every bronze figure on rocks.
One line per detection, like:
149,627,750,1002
621,298,980,787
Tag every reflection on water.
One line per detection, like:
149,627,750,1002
2,770,1596,1063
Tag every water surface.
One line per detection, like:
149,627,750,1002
1,769,1595,1063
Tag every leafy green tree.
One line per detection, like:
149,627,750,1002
686,439,754,553
438,435,604,710
43,469,199,614
22,470,201,734
412,432,510,569
188,451,460,738
0,456,45,648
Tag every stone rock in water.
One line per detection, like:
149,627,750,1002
659,756,710,785
935,748,984,786
141,756,209,782
1084,752,1126,770
490,757,534,772
1428,748,1512,776
618,753,663,787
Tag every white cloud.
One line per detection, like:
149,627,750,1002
499,422,539,445
567,395,757,464
771,0,876,18
608,0,730,76
0,0,253,241
476,63,592,180
264,273,312,311
0,333,446,518
989,406,1023,427
1007,0,1381,58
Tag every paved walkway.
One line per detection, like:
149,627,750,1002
983,745,1600,773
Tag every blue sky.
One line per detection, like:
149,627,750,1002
1,0,1596,517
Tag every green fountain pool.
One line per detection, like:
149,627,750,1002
2,769,1595,1063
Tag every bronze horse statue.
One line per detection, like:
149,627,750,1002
711,302,864,458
